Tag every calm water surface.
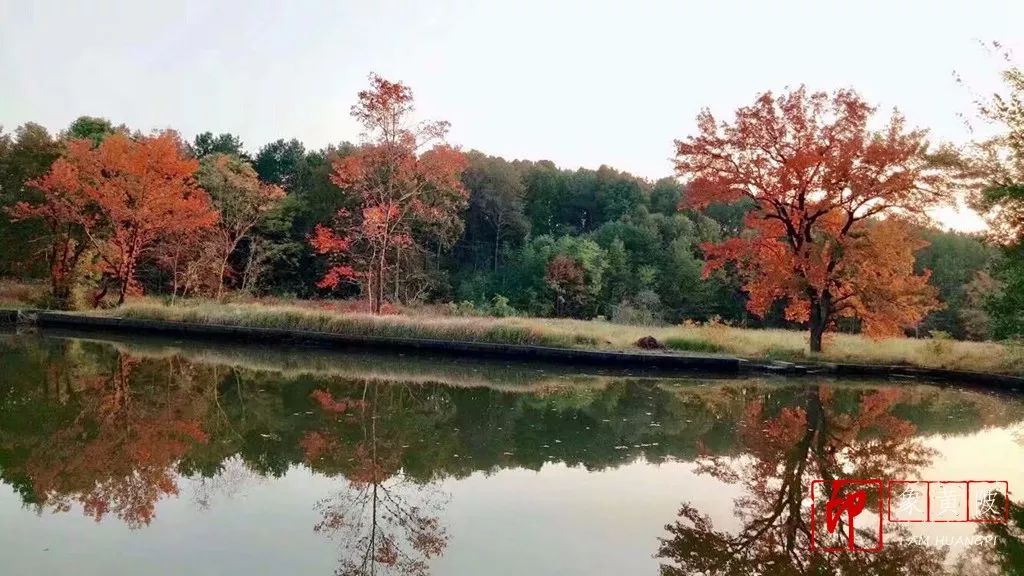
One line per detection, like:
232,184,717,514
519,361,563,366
0,333,1022,575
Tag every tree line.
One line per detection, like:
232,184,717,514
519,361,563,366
0,72,1019,349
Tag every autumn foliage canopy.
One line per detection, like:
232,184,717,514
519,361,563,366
675,88,952,350
311,74,468,314
196,153,285,297
9,132,217,305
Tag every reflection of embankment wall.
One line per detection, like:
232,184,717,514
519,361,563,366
18,310,745,371
2,332,1023,495
3,308,1023,389
43,330,744,391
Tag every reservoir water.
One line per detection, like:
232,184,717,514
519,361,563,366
0,332,1021,575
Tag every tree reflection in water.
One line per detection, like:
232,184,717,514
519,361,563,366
0,342,209,528
954,492,1024,576
657,385,948,575
304,386,449,576
1,336,1023,574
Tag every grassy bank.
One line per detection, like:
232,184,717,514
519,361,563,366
0,279,46,307
90,298,1024,375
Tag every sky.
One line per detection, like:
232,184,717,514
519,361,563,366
3,0,1023,232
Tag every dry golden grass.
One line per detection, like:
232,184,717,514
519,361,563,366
0,279,46,307
103,297,1024,375
112,299,597,348
489,317,1024,373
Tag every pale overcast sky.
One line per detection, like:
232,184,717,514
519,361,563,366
3,0,1022,231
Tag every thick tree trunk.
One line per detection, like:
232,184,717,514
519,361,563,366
93,278,109,309
51,263,71,309
49,236,86,310
116,252,138,306
809,315,825,353
808,293,831,353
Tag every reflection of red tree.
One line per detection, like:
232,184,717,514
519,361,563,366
305,387,448,576
21,353,207,528
659,385,945,574
311,388,366,414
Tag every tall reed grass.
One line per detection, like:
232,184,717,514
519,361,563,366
106,298,1024,375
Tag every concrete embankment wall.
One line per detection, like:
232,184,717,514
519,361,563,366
19,310,745,372
2,308,1022,390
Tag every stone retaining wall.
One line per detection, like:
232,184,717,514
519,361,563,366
3,308,1021,390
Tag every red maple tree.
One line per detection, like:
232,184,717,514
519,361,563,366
6,158,92,307
10,132,218,306
311,74,468,314
545,255,587,317
675,87,952,351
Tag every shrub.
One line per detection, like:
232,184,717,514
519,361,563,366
611,290,664,326
449,300,479,316
489,295,518,318
664,337,725,353
925,330,953,359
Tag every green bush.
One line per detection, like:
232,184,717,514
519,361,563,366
489,295,518,318
925,330,953,359
664,337,724,353
763,345,806,360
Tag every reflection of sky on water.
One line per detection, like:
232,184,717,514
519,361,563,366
0,333,1021,575
2,427,1020,575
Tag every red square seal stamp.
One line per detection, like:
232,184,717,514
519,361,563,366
967,481,1010,522
809,479,883,552
929,481,968,522
888,480,929,522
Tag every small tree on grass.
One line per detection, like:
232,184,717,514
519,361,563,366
545,255,587,317
674,87,951,351
311,74,468,314
6,157,91,307
196,153,284,298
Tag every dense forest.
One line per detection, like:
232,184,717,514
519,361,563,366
0,113,999,339
7,66,1024,348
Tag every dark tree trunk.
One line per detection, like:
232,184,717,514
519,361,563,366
92,278,109,309
374,247,386,315
808,293,831,353
116,260,132,306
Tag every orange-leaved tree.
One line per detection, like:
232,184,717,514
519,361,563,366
10,132,218,306
674,87,952,351
6,157,93,307
545,255,587,317
310,74,468,314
